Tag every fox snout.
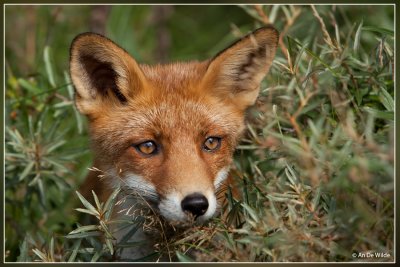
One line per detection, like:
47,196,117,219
156,169,230,223
158,190,217,223
181,193,209,217
121,153,231,223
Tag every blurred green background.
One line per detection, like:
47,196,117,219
4,5,394,262
6,6,254,75
5,5,394,75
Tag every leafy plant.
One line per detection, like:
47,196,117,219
4,5,394,262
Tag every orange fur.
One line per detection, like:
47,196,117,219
70,27,278,226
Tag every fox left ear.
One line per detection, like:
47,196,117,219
202,26,279,110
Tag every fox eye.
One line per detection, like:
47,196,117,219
135,141,158,155
203,137,221,152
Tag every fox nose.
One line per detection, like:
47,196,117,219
181,193,209,218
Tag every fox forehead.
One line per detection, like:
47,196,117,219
89,61,245,137
140,61,208,92
91,87,244,146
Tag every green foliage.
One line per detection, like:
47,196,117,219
209,5,394,262
5,18,91,260
5,5,394,262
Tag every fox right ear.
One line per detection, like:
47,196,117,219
70,33,146,115
202,26,279,111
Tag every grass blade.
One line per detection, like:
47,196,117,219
353,20,363,52
44,46,56,88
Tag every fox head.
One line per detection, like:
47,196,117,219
70,27,278,224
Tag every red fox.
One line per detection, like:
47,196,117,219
70,26,278,253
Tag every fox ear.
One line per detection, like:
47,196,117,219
202,26,279,110
70,33,146,115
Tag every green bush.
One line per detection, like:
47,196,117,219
5,5,394,262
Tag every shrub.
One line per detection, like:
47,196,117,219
5,4,394,262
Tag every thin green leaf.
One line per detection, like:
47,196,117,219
18,78,41,94
75,191,99,217
37,178,46,207
28,115,34,140
28,174,41,186
294,43,307,72
91,250,102,262
49,237,55,262
105,238,114,255
289,36,339,77
92,190,102,211
44,46,56,88
268,195,291,203
285,163,299,185
269,5,279,23
75,208,99,217
66,231,102,239
335,23,341,49
68,239,82,262
236,237,254,244
68,225,99,235
176,251,195,262
99,220,113,239
64,71,83,134
103,187,121,220
19,161,35,181
16,237,29,262
118,221,142,245
311,187,321,212
363,107,394,121
43,157,69,172
44,116,62,141
53,102,72,108
362,26,394,36
5,153,26,160
46,140,66,154
34,119,43,139
6,127,23,146
308,121,321,145
32,249,47,262
77,247,95,254
64,71,74,99
241,203,259,223
353,20,363,52
378,86,394,111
